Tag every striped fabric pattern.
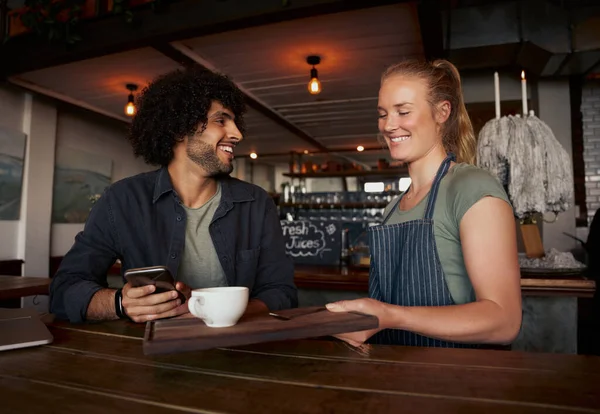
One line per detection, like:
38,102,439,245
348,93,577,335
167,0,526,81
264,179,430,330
368,154,477,348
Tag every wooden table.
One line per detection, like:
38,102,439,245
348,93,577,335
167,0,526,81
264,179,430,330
0,275,50,300
1,319,599,413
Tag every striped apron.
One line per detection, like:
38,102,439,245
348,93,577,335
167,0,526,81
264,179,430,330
368,153,476,348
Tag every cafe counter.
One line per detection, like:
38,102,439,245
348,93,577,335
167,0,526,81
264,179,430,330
105,261,594,354
293,265,596,355
3,318,599,413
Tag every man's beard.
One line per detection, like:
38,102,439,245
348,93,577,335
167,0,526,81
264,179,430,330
186,139,233,176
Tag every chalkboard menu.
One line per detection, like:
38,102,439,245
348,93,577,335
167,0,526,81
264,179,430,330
280,220,341,265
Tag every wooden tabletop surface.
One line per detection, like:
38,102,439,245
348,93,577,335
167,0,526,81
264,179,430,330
0,275,50,300
1,318,599,413
294,265,597,297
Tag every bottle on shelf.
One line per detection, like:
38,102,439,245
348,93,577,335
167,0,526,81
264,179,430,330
340,228,350,266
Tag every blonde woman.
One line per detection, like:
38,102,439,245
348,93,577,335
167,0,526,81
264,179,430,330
327,59,522,348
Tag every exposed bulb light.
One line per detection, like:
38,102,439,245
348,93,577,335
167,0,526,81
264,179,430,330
306,55,321,95
357,145,364,152
250,152,258,159
125,100,135,116
303,150,309,154
308,75,321,95
124,83,138,117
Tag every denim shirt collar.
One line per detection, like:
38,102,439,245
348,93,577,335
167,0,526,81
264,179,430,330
152,167,254,204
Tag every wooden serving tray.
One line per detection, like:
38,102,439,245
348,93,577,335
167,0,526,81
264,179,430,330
143,306,379,355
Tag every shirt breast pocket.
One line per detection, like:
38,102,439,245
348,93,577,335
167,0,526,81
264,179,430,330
235,248,261,287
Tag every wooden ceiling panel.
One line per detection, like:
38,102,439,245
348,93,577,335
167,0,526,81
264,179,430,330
304,122,378,138
256,148,392,168
10,4,424,162
180,3,423,153
275,97,378,113
238,107,320,155
181,4,420,76
15,48,181,117
318,135,382,148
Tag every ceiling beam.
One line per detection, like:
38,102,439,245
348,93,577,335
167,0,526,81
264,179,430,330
152,42,198,69
554,54,575,77
0,0,8,42
554,9,575,77
0,0,405,78
417,0,445,60
8,77,130,123
155,42,329,153
448,42,553,76
584,56,600,78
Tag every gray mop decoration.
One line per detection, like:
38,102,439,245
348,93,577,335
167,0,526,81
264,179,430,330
476,72,582,268
476,72,573,220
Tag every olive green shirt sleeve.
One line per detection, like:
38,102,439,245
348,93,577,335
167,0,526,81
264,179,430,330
446,165,512,229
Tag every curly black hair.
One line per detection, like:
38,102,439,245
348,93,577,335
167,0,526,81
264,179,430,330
128,68,246,166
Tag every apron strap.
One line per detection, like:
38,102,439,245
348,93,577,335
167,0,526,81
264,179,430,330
424,153,455,220
381,196,402,225
381,153,456,224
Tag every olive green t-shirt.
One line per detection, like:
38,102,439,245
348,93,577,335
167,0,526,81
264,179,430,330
384,163,510,305
177,183,228,289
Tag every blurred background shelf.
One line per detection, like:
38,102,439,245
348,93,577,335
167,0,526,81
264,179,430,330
283,169,409,179
280,202,389,209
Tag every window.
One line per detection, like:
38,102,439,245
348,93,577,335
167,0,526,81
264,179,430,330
398,177,411,192
364,182,385,193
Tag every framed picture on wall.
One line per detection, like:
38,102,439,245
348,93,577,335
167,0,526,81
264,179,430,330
0,127,27,221
51,147,113,223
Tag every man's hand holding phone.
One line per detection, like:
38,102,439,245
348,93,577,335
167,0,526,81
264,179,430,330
121,281,190,322
121,266,191,322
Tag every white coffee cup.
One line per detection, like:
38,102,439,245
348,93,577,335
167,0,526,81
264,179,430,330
187,286,249,328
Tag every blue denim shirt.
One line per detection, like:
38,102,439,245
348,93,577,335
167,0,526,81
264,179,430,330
49,167,297,323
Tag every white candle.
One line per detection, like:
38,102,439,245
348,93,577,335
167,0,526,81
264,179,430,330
521,70,528,116
494,72,500,119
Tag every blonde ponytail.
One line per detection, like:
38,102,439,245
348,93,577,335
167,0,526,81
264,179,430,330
431,60,476,164
382,59,476,164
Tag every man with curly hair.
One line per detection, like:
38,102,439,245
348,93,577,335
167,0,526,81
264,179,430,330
49,68,297,323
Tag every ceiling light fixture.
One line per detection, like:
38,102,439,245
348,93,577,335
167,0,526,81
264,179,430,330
124,83,138,117
250,152,258,159
357,145,364,152
306,55,321,95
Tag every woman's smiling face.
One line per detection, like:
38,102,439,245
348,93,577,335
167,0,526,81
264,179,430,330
377,75,444,163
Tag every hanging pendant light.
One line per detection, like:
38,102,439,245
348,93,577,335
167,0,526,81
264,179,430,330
125,83,138,116
306,55,321,95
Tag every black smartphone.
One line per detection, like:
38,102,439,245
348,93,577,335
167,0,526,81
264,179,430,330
124,266,186,303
